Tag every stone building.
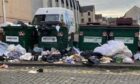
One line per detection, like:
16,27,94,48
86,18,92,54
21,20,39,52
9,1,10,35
80,5,95,24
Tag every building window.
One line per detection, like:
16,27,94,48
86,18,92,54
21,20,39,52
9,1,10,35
61,0,64,7
81,19,84,23
88,12,90,16
55,0,59,7
66,0,69,6
49,0,52,7
70,0,73,8
72,0,76,9
61,0,64,3
88,18,91,22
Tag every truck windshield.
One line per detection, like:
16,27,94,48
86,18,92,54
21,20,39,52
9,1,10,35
32,14,59,25
45,14,59,21
32,15,46,25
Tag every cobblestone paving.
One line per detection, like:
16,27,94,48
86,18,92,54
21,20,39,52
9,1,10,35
0,66,140,84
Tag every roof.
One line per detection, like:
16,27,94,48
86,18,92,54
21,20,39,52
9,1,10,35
127,6,140,13
124,6,140,17
80,5,94,12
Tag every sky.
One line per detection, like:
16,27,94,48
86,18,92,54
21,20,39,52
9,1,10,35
79,0,140,17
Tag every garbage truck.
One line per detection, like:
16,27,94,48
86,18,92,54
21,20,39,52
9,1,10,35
32,7,76,50
32,7,76,34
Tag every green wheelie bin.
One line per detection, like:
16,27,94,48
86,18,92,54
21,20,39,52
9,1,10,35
38,26,69,51
78,25,108,51
108,25,140,53
2,25,38,51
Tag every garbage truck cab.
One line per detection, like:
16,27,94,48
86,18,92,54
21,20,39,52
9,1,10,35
32,7,76,34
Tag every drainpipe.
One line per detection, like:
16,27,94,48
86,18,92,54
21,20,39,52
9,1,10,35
2,0,6,24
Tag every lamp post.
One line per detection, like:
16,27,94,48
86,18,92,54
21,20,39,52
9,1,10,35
2,0,6,24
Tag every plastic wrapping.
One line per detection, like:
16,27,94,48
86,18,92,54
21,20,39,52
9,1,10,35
94,40,131,56
20,53,33,61
0,41,8,56
134,52,140,60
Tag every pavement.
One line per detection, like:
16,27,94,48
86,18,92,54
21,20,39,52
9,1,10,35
0,66,140,84
1,61,140,69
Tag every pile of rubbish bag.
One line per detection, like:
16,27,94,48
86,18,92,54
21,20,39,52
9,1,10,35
32,47,83,64
81,40,135,64
0,21,33,27
0,41,33,62
1,40,140,65
0,41,84,64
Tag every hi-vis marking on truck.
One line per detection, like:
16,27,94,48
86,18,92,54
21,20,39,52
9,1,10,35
114,37,134,44
41,36,57,42
6,36,19,42
84,36,102,43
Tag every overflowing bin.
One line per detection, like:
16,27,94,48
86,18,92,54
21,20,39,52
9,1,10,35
2,25,38,51
108,25,140,53
78,25,108,51
38,26,69,50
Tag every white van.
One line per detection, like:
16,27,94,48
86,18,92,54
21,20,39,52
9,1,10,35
32,7,76,34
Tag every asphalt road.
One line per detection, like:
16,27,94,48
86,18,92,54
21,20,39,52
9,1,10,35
0,66,140,84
